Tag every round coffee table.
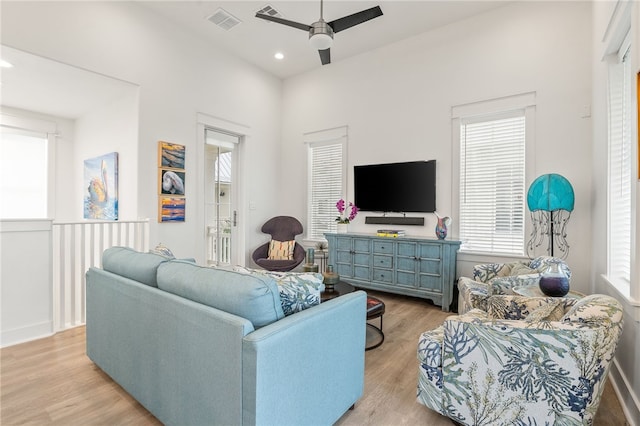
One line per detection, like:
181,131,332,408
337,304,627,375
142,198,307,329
365,295,385,351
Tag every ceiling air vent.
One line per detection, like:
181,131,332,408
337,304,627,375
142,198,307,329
207,8,241,31
256,4,283,19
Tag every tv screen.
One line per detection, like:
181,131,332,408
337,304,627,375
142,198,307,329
354,160,436,213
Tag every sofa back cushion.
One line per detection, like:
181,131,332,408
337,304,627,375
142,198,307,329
102,246,170,287
157,261,285,328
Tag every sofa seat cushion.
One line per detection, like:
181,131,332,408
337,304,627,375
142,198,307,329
102,246,171,287
157,261,285,328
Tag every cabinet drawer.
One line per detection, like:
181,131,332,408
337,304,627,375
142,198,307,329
396,256,416,271
419,259,441,275
373,240,393,254
418,243,442,259
372,268,393,283
354,265,371,280
354,253,371,266
373,255,392,268
396,271,416,287
353,238,371,253
419,275,443,293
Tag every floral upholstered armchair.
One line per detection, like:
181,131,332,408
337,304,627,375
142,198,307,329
457,256,571,314
417,294,623,426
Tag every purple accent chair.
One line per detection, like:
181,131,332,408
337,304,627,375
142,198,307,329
251,216,306,272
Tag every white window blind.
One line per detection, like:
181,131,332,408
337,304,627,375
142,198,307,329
0,112,56,219
459,113,526,254
307,141,345,240
608,44,631,284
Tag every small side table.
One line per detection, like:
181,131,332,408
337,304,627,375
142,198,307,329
320,281,355,302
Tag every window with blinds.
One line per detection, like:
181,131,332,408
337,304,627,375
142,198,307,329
307,140,345,240
607,43,631,284
459,113,526,255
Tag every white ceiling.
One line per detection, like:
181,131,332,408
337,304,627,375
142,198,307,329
0,46,138,120
0,1,508,119
139,1,509,79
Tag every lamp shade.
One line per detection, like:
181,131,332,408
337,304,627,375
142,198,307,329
527,173,575,212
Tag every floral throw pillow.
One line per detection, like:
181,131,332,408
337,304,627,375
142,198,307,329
232,266,324,316
150,243,175,259
267,239,295,260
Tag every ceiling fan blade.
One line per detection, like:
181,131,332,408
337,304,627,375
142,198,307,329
328,6,383,33
319,48,331,65
255,13,311,32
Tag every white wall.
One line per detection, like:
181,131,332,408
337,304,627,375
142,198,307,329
0,220,53,347
591,1,640,423
1,1,283,262
74,89,139,221
281,1,593,289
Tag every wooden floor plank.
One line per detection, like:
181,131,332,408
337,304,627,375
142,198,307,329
0,290,628,425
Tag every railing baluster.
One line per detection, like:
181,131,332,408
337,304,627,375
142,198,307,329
51,219,149,332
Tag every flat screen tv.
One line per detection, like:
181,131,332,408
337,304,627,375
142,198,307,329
354,160,436,213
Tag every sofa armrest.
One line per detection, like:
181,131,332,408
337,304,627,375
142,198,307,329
457,277,489,314
242,291,367,426
440,315,617,425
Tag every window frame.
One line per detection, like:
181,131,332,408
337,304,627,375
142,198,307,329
606,35,633,295
452,92,536,257
304,126,348,242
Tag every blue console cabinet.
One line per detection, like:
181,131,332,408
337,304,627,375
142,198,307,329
325,233,461,311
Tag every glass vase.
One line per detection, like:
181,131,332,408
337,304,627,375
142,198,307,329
539,262,570,297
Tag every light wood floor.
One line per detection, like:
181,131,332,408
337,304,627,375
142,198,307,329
1,291,629,425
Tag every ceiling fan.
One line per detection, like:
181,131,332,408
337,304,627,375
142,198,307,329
255,0,383,65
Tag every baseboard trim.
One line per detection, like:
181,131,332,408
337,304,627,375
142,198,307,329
1,320,54,348
609,358,640,426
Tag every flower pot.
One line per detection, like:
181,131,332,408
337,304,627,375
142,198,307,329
336,223,348,234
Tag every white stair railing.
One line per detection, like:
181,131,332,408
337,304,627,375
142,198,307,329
207,225,231,265
52,219,149,332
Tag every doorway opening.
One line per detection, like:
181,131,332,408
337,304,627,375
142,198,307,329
205,128,240,266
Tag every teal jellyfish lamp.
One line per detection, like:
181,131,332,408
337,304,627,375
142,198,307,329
526,173,574,259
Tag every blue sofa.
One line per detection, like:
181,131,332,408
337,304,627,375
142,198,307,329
86,247,366,426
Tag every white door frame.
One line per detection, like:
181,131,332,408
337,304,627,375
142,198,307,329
196,113,250,266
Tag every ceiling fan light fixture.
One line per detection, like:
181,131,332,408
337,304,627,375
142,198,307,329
309,20,334,50
309,33,333,50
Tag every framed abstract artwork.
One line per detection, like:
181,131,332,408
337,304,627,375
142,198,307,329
84,152,118,220
158,196,186,222
159,141,186,169
158,141,185,222
159,169,185,195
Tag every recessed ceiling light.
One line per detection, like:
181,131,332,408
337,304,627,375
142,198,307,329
274,52,284,60
0,60,14,68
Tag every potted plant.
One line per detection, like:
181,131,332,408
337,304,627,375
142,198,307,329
335,199,359,233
